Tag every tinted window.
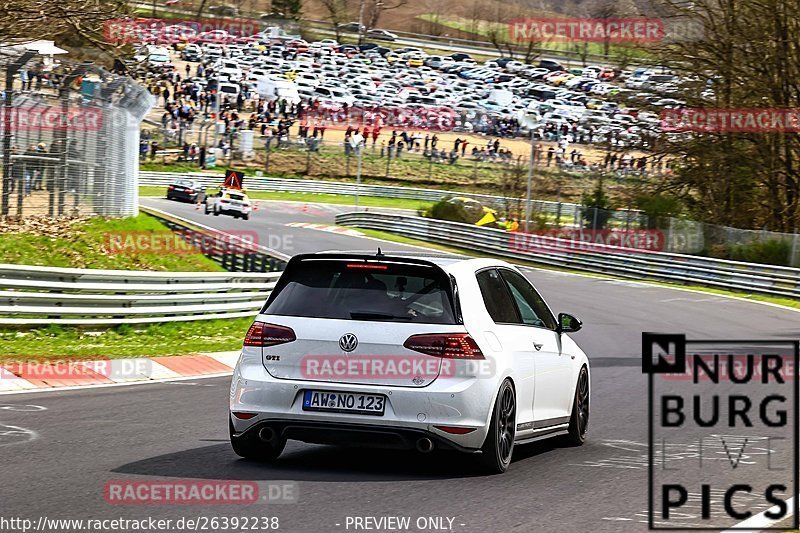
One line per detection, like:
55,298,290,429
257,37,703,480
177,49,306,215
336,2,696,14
476,269,519,323
264,259,457,324
499,270,557,330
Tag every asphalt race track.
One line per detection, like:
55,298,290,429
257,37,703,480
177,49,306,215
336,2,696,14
1,196,797,532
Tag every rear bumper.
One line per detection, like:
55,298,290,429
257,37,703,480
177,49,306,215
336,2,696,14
229,359,498,451
168,191,195,201
220,207,251,215
231,418,477,452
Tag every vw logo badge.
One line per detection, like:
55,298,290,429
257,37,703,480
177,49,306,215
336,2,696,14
339,333,358,352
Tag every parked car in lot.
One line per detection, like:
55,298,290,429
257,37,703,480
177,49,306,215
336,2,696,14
134,28,696,154
538,59,565,71
205,188,252,219
181,44,203,61
229,252,590,474
167,179,206,203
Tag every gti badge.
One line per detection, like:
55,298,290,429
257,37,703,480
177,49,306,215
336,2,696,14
339,333,358,352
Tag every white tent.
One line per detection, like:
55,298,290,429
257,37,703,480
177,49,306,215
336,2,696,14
21,40,68,56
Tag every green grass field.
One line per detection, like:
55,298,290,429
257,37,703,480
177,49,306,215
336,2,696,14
416,13,654,60
0,214,224,271
0,318,253,359
0,213,257,359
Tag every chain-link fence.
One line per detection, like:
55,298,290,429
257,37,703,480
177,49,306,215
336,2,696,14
0,52,154,218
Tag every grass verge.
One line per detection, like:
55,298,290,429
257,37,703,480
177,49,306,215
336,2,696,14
0,214,244,360
0,214,224,271
0,319,252,360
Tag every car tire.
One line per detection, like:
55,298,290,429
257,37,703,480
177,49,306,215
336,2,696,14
243,213,249,220
563,366,589,446
478,379,515,474
213,208,220,216
229,419,286,461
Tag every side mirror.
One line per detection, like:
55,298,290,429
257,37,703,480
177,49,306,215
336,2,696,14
557,313,582,334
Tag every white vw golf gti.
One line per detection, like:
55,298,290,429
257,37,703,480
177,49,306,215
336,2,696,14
229,252,590,473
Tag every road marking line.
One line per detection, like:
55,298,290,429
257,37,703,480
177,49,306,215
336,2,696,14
203,351,241,368
0,368,37,391
286,221,365,236
722,496,796,532
0,372,232,396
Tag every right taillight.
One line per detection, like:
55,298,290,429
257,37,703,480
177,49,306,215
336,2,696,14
403,334,484,359
244,322,296,347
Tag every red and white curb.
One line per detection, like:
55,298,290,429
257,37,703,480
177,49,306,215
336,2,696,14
0,351,239,394
286,221,365,237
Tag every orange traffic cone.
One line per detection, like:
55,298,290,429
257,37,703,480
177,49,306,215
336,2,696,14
302,204,309,213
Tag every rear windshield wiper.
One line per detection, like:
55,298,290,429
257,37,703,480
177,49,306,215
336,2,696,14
350,311,412,321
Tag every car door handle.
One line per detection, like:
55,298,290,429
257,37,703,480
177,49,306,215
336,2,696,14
533,342,543,351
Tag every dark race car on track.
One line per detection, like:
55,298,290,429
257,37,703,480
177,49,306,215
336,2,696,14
166,179,206,204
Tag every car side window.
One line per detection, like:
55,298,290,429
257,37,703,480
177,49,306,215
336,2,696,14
476,269,520,324
499,270,558,330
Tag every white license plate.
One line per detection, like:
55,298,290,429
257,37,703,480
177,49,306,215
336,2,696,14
302,390,385,416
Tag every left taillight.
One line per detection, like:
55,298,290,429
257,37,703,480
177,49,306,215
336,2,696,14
403,333,484,359
244,322,296,347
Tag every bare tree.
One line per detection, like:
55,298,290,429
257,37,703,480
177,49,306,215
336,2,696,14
654,0,800,231
318,0,352,39
0,0,131,57
363,0,407,33
584,0,637,58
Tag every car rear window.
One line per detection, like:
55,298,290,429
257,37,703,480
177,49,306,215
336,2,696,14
227,193,245,201
263,258,458,324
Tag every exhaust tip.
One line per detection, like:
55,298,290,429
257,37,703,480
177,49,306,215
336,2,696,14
416,437,434,454
258,426,276,442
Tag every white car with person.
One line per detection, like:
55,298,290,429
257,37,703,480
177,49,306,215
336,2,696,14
205,188,252,220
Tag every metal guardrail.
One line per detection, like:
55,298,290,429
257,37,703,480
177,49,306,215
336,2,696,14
130,2,645,67
140,205,289,272
0,264,278,325
1,208,290,326
139,171,583,217
302,19,649,67
335,212,800,300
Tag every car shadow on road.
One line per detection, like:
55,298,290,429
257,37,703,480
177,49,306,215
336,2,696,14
112,439,563,482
